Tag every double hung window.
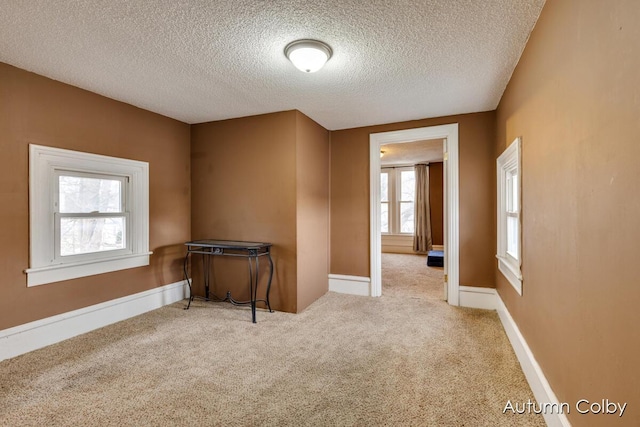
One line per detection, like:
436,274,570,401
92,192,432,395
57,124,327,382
497,137,522,294
381,172,390,233
55,171,129,260
27,145,150,287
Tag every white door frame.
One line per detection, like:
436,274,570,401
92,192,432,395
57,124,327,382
369,123,459,305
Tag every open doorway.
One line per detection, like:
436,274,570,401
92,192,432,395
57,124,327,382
379,140,445,300
370,124,459,305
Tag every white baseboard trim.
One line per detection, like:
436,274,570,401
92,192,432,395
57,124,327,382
0,280,188,362
496,296,571,427
328,274,371,296
459,286,498,310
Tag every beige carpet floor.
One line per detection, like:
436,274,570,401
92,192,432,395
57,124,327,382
382,253,445,300
0,254,545,426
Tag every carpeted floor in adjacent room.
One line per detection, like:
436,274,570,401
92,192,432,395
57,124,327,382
0,253,544,426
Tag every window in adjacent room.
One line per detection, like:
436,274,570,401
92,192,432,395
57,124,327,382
381,167,415,234
27,145,151,287
381,171,389,233
399,169,415,233
496,137,522,294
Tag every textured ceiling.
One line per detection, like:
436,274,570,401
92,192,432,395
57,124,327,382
0,0,545,130
381,139,444,166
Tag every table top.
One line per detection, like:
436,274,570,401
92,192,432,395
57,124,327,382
185,239,272,250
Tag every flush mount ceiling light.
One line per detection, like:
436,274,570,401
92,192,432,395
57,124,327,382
284,39,332,73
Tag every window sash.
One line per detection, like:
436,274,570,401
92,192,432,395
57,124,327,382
399,201,415,233
380,172,389,202
399,170,415,202
506,214,519,260
504,172,520,261
54,212,131,261
381,202,389,234
54,170,127,214
506,169,518,213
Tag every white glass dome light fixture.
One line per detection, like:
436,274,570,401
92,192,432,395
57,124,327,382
284,39,332,73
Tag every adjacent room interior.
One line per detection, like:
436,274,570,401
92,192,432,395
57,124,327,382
380,139,445,300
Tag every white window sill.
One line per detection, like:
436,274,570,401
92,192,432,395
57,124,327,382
25,252,153,287
496,255,522,295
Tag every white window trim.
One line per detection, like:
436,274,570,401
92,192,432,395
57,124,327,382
26,145,151,287
496,137,523,295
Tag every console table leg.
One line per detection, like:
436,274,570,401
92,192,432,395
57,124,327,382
266,253,274,313
249,256,257,324
202,252,212,300
183,253,192,310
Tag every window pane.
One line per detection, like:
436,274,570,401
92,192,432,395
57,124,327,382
400,202,414,233
506,170,518,212
511,172,518,211
506,173,513,211
381,172,388,202
400,170,415,201
60,217,125,256
59,175,123,213
507,215,519,259
381,202,389,233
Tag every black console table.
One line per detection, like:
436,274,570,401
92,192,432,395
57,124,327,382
183,239,274,323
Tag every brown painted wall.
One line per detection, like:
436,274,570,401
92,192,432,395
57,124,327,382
0,62,191,331
429,162,444,246
190,111,299,313
330,112,496,287
496,1,640,425
295,112,330,312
